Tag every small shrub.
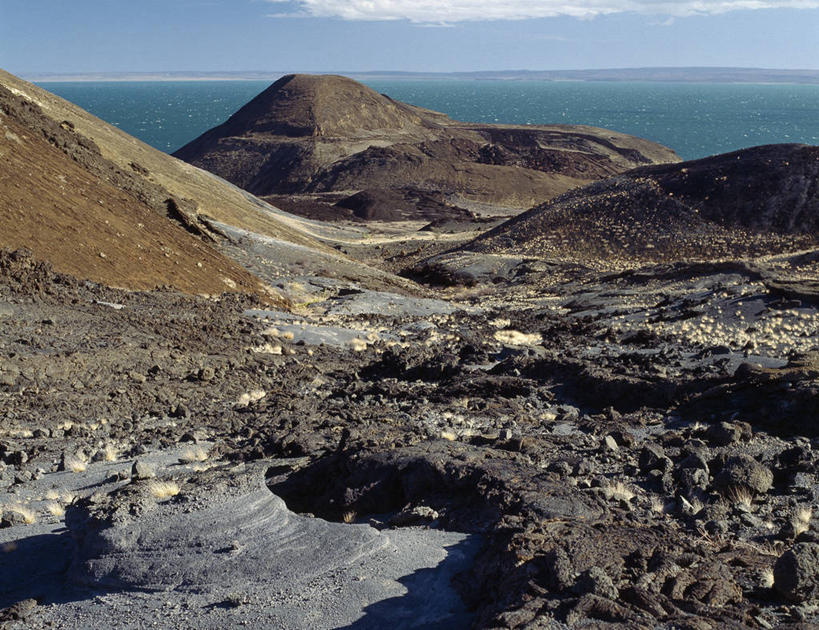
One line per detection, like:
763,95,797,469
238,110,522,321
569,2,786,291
103,443,119,462
759,566,775,589
604,481,635,502
7,504,36,524
46,502,65,518
236,389,266,407
792,507,813,537
179,446,209,464
63,454,87,473
148,480,180,500
493,330,542,346
349,338,368,352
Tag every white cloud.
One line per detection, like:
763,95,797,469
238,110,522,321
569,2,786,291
264,0,819,22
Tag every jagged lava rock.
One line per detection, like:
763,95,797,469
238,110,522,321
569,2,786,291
774,543,819,602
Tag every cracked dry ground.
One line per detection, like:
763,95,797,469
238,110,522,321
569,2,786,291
1,250,818,629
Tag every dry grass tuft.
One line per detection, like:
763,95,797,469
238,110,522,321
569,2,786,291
603,481,635,502
494,330,543,346
179,445,210,464
792,507,813,537
44,488,61,501
684,495,705,515
236,389,266,407
759,566,775,589
262,327,295,341
7,504,36,524
349,338,368,352
102,443,119,462
342,511,357,524
148,480,180,500
285,281,307,295
46,502,65,518
63,454,87,473
734,538,783,557
251,342,282,355
725,485,754,509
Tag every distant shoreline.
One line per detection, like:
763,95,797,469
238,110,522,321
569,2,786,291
25,67,819,85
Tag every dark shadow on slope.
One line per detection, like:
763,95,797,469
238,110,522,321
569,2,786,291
0,531,87,609
340,535,481,630
0,531,73,608
0,529,132,622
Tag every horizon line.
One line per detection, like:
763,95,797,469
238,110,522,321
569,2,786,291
21,65,819,74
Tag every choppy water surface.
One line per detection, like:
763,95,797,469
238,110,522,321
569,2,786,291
40,79,819,159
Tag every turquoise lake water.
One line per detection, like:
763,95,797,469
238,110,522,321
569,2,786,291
38,79,819,160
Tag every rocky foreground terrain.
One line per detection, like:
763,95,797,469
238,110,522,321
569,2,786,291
0,70,818,629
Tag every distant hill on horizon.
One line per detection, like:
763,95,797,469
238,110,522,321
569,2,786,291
171,73,679,220
25,67,819,84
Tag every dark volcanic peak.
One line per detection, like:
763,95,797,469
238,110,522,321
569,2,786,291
464,143,819,266
174,74,679,214
210,73,436,139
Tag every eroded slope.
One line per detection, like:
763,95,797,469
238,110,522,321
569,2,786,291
0,87,275,300
0,69,329,250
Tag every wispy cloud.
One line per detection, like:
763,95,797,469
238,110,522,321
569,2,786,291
264,0,819,22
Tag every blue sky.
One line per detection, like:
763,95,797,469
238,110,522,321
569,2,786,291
1,1,818,74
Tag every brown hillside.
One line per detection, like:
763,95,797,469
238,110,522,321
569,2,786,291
204,73,439,138
0,69,329,250
0,85,279,302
